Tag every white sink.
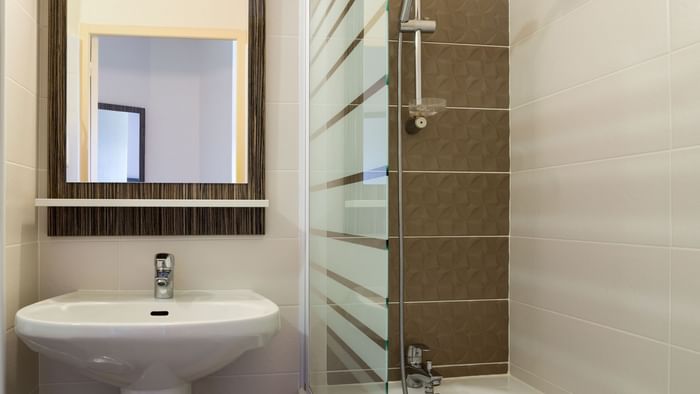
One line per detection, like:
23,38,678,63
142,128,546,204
15,290,280,394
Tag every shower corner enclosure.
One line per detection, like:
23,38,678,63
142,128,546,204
306,0,443,393
307,0,391,392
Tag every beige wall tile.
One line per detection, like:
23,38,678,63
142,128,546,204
39,241,119,298
670,347,700,394
266,0,300,37
14,0,37,21
37,98,48,170
192,373,298,394
672,147,700,248
267,171,300,238
511,302,669,394
671,0,700,50
670,248,700,351
510,0,667,106
509,0,589,45
6,329,39,394
38,0,48,27
511,153,670,246
213,306,300,376
6,0,38,93
39,382,118,394
511,237,669,341
511,57,670,170
38,26,48,99
4,243,39,330
6,164,38,245
115,238,300,306
510,364,572,394
266,36,300,103
671,43,700,149
266,103,300,171
6,78,38,168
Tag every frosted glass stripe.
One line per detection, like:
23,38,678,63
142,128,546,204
309,0,388,390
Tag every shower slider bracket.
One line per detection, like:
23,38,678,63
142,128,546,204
400,19,436,33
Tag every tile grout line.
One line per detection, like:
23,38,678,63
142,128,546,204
666,0,674,390
509,0,594,47
388,104,509,111
388,39,509,49
511,51,671,111
511,148,670,174
512,300,669,347
510,363,573,394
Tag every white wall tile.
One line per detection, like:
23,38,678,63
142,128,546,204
510,364,571,394
6,78,37,168
6,329,39,394
670,248,700,352
671,147,700,248
14,0,37,21
38,26,48,99
6,0,38,93
39,356,93,385
38,0,48,27
510,0,668,107
266,0,300,37
39,241,119,298
39,382,118,394
267,103,300,171
267,171,301,238
670,347,700,394
511,153,670,246
4,243,39,330
670,0,700,50
510,302,669,394
116,238,300,306
213,306,300,376
671,43,700,149
511,237,669,341
266,36,300,103
6,164,38,246
37,98,48,171
511,58,670,170
193,373,299,394
509,0,590,45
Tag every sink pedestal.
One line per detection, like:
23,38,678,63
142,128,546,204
122,385,191,394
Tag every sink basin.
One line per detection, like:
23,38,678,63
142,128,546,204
16,290,280,394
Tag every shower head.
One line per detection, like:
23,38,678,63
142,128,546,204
399,0,413,23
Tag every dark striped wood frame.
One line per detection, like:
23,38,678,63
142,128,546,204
47,0,265,236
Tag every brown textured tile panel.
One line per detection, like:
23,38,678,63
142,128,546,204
388,301,509,367
389,0,510,46
389,173,510,236
389,237,509,302
388,363,509,381
389,42,509,109
389,108,510,172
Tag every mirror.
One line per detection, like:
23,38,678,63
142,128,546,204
65,0,250,184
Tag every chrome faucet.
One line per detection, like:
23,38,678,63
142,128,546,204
154,253,175,299
406,344,442,394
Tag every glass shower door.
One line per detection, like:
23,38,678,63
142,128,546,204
308,0,389,393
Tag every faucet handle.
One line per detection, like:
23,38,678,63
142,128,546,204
407,344,430,367
155,253,175,272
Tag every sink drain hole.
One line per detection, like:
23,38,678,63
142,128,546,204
150,311,169,317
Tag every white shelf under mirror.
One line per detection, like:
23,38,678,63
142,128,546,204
35,199,269,208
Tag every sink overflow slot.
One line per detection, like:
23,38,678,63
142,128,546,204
150,311,169,317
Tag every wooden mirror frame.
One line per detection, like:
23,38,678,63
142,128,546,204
47,0,265,236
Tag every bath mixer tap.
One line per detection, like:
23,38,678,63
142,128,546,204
154,253,175,299
406,344,442,393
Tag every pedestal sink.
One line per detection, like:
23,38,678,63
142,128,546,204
15,290,280,394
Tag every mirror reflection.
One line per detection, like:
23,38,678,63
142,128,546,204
66,0,249,184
